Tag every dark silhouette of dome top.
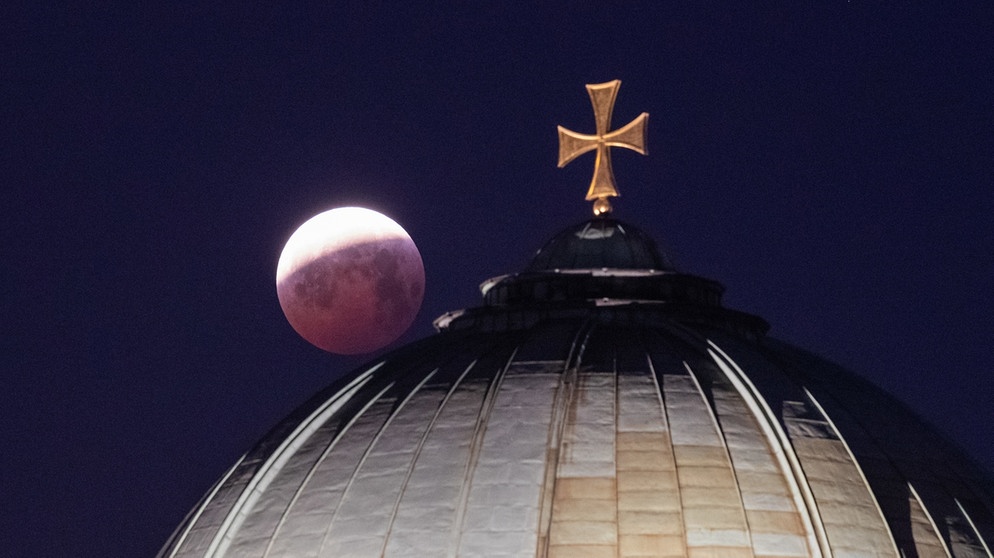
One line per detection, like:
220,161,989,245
527,218,676,272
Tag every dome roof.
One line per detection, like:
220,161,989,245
527,217,675,272
160,220,994,558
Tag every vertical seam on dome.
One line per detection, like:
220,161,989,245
909,483,954,557
681,358,758,557
955,498,994,556
312,368,440,557
644,348,690,558
258,372,387,557
377,359,479,556
645,328,700,557
534,318,595,558
206,364,380,558
761,340,981,556
160,454,246,558
613,348,621,555
803,388,902,558
276,379,392,552
449,344,519,557
707,342,831,558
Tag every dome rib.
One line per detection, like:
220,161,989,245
704,341,833,557
760,338,994,553
375,358,479,557
450,340,526,556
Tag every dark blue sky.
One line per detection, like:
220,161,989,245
4,4,993,556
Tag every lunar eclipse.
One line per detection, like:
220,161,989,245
276,207,425,354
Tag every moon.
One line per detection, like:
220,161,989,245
276,207,425,354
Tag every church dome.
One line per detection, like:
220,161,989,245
159,217,994,558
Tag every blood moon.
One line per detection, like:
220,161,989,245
276,207,425,354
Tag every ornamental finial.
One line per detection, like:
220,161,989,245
557,80,649,216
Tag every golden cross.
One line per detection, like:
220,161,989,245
558,80,649,216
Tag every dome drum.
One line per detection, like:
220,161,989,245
436,299,770,340
481,270,725,308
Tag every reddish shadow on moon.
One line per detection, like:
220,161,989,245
277,221,425,354
278,238,424,354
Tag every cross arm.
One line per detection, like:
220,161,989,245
603,112,648,154
557,127,600,168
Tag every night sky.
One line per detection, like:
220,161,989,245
5,4,993,556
